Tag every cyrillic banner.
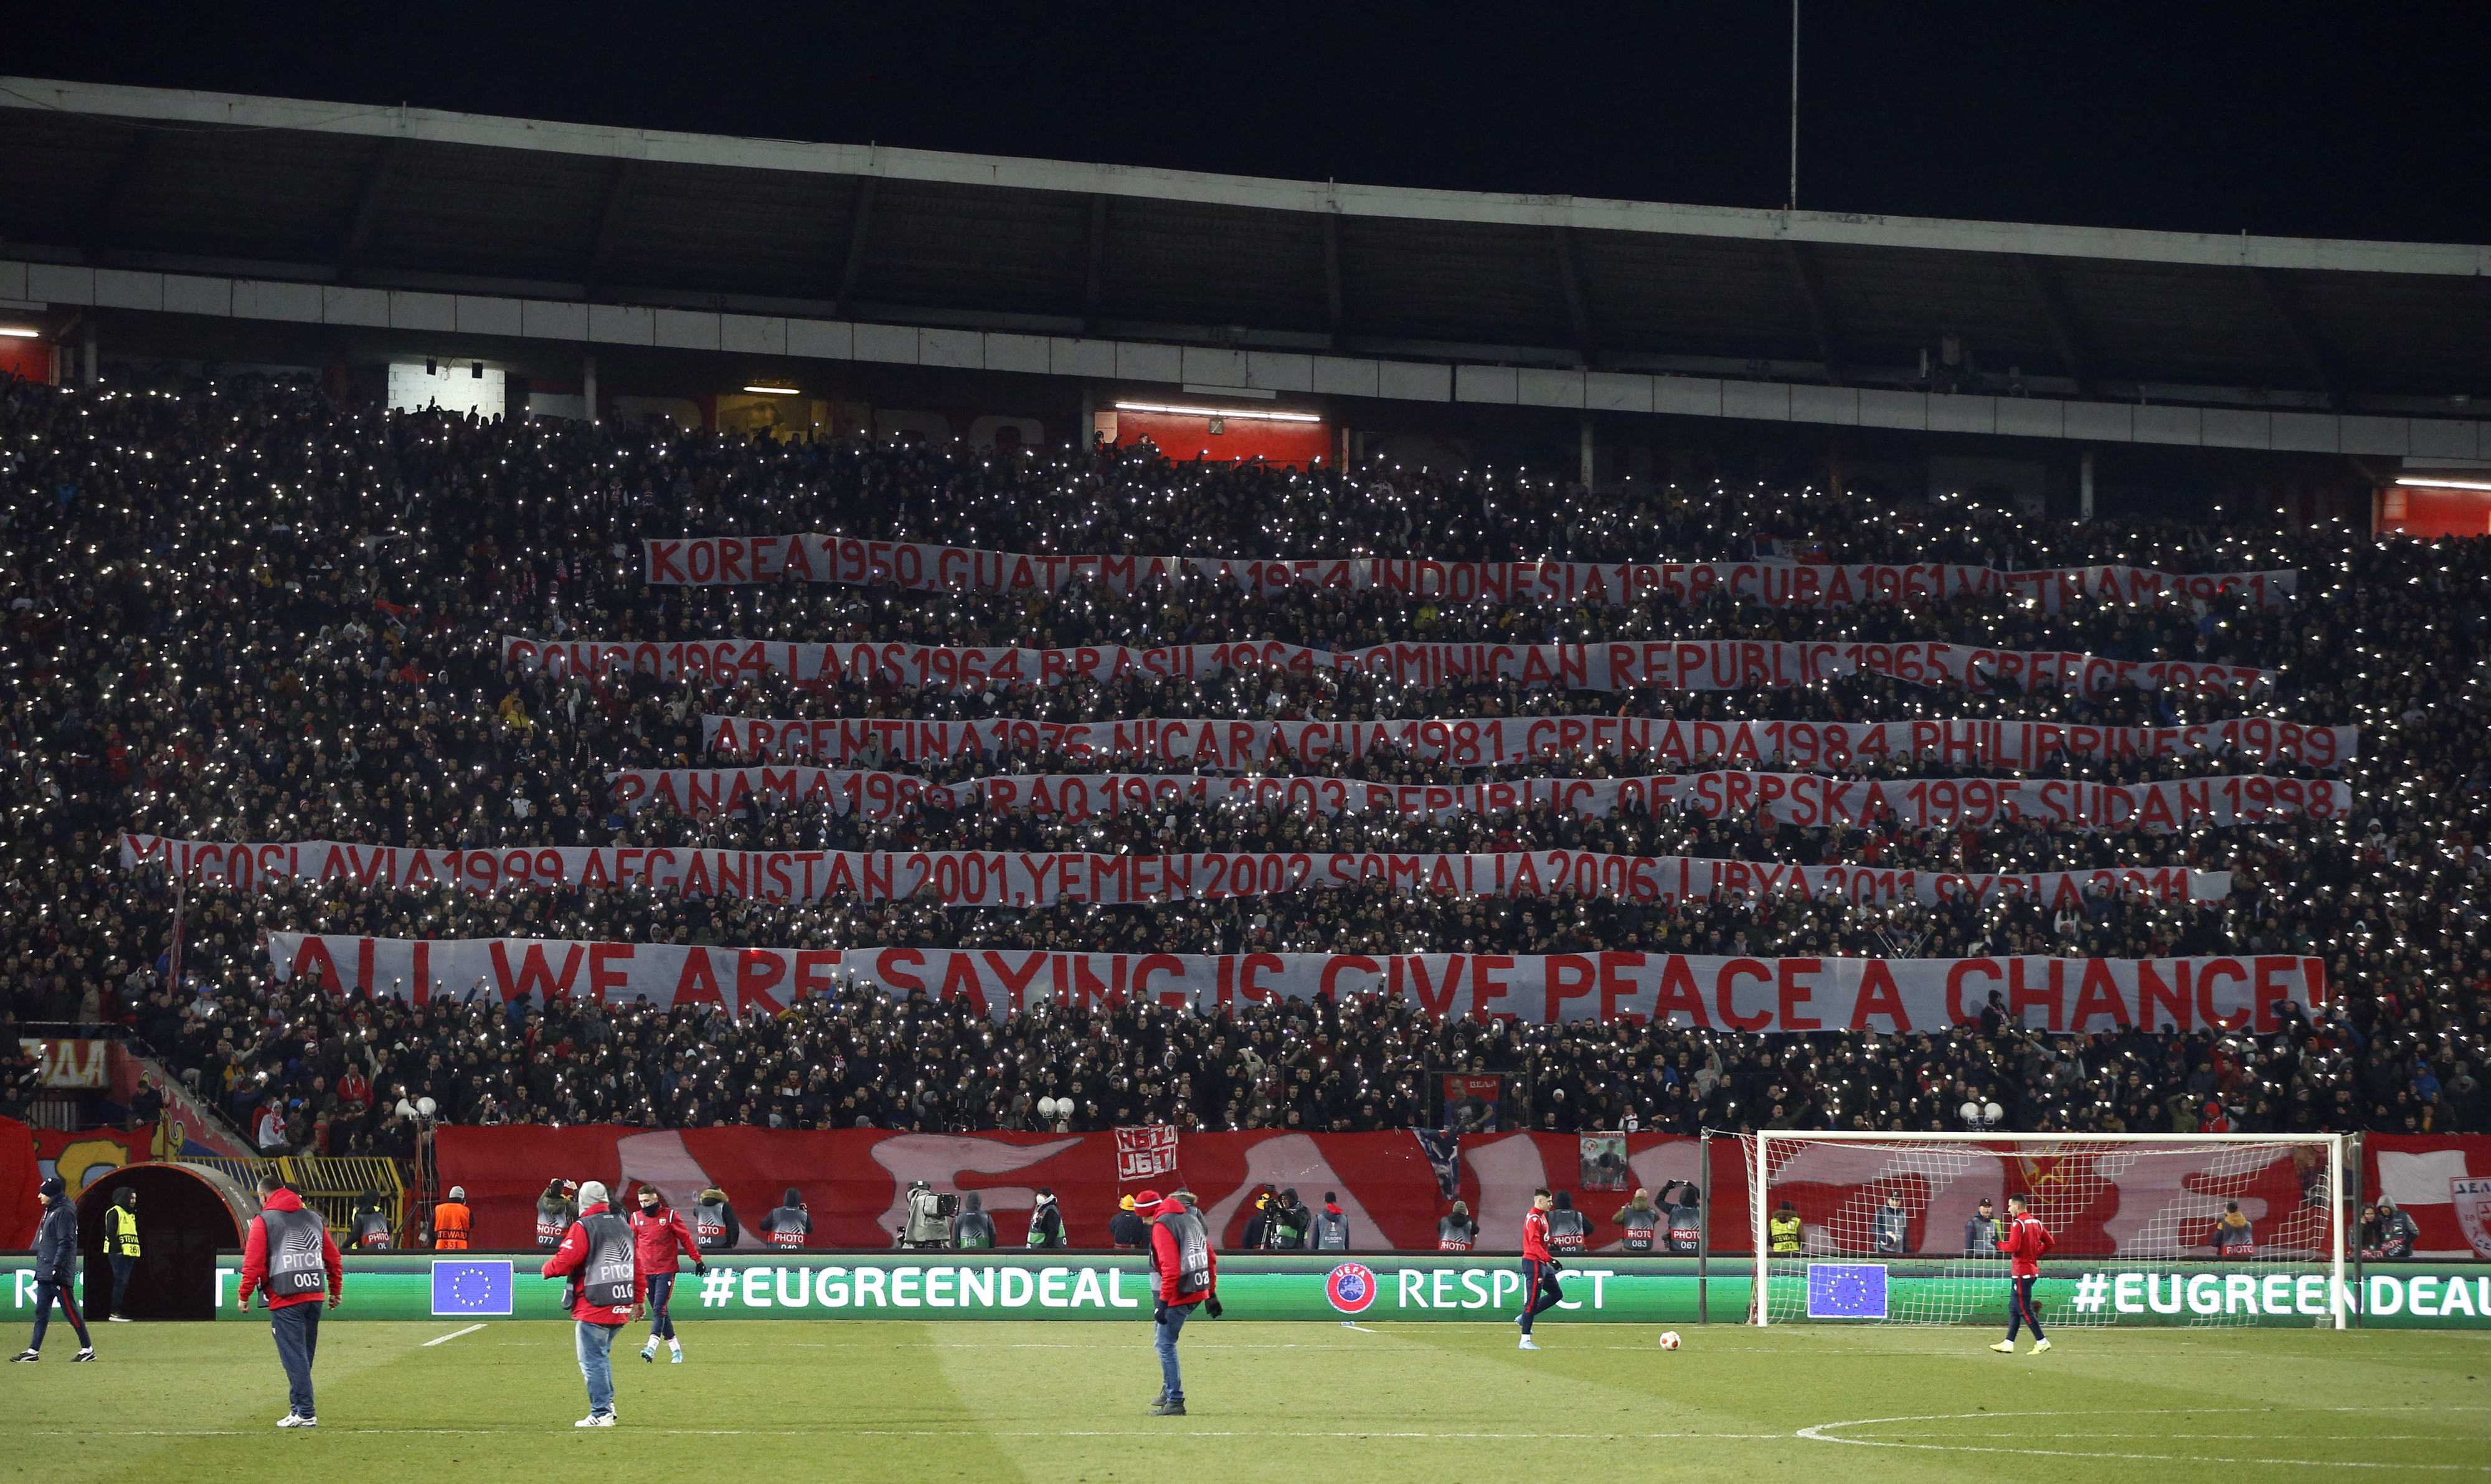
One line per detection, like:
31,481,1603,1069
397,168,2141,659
704,713,2357,770
503,634,2273,696
605,766,2344,831
640,536,2298,612
263,932,2323,1034
130,833,2241,905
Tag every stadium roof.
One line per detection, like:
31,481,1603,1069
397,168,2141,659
2,75,2488,418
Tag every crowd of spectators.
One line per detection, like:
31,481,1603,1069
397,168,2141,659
4,369,2488,1155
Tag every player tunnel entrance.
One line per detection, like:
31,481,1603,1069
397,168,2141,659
76,1163,257,1321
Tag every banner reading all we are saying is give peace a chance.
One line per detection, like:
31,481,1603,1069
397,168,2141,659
265,932,2322,1034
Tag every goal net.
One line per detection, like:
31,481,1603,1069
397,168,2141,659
1742,1132,2348,1329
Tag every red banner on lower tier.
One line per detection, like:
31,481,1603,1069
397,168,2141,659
265,933,2320,1034
430,1124,2355,1259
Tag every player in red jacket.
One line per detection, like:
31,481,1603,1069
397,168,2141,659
1518,1187,1563,1350
1989,1193,2055,1354
628,1184,706,1365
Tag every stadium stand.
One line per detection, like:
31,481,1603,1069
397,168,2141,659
4,367,2486,1159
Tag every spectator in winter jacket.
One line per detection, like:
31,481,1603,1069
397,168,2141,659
2365,1198,2420,1259
10,1176,93,1363
1872,1192,1911,1254
1312,1193,1351,1250
1964,1197,2005,1257
628,1185,704,1364
1026,1188,1067,1248
1108,1196,1147,1249
542,1179,644,1427
1142,1189,1218,1415
236,1173,343,1424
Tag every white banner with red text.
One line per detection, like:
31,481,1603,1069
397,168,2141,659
640,537,2297,612
503,635,2272,696
703,713,2356,771
121,833,2231,909
263,933,2323,1034
605,767,2343,832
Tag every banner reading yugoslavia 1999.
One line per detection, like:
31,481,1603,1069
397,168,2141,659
179,1255,2491,1329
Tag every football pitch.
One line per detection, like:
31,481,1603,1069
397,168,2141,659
4,1320,2483,1481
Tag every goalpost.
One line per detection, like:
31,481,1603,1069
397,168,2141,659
1743,1131,2350,1330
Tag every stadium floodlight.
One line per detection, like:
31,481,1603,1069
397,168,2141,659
2393,477,2491,492
743,384,801,395
1113,401,1321,423
1742,1130,2350,1331
0,327,39,338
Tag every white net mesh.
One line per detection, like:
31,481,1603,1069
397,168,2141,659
1745,1134,2341,1327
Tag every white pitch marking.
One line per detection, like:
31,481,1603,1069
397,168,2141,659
1796,1409,2490,1472
422,1323,487,1346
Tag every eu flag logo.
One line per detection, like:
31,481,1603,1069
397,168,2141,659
431,1260,513,1316
1805,1263,1889,1320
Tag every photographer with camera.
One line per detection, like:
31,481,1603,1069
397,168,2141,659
899,1179,958,1250
953,1193,997,1250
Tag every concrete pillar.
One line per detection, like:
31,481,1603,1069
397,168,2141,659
582,354,598,423
82,320,98,386
1579,413,1597,492
1077,385,1094,450
2079,446,2096,523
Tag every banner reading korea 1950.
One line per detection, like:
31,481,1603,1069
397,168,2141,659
503,634,2274,696
263,933,2323,1034
639,536,2299,613
702,713,2356,770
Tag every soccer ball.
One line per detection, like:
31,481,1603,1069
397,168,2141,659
1658,1331,1681,1350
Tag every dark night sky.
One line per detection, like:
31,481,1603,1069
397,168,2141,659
12,2,2489,245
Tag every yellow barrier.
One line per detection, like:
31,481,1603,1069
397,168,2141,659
191,1155,410,1242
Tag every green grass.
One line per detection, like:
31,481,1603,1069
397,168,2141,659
5,1320,2486,1481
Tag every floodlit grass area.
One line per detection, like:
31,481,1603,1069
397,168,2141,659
4,1319,2485,1481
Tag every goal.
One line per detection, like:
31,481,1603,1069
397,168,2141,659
1742,1132,2349,1329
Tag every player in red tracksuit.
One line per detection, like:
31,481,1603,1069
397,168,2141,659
1517,1187,1562,1349
628,1184,706,1364
1990,1194,2055,1354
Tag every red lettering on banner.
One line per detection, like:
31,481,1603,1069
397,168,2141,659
1776,958,1825,1031
673,951,725,1007
2138,960,2190,1032
1848,960,1908,1031
938,953,988,1014
2070,960,2129,1030
291,936,343,994
1544,954,1596,1021
1716,960,1773,1031
2197,958,2251,1031
1652,957,1708,1027
489,941,584,1003
1946,958,2002,1026
735,950,788,1016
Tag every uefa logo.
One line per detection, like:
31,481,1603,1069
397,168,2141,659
1325,1262,1379,1314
